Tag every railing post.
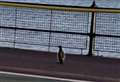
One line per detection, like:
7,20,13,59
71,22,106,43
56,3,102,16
88,1,96,56
48,10,53,52
13,8,17,48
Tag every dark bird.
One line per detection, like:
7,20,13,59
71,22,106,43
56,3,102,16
57,46,65,64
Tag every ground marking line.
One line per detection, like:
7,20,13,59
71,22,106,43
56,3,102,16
0,71,92,82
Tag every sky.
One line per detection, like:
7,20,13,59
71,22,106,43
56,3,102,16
0,0,120,8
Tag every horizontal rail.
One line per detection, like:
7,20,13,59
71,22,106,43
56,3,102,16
95,34,120,38
0,26,89,36
1,26,120,38
0,1,120,13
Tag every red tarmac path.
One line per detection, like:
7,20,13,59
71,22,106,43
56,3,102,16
0,47,120,82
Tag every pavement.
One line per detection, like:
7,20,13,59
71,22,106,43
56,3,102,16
0,47,120,82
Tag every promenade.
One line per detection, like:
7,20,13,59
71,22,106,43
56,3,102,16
0,47,119,82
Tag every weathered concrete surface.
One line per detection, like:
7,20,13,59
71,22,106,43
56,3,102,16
0,47,120,82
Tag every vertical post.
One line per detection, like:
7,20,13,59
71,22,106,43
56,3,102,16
14,8,17,48
48,10,53,52
88,1,96,56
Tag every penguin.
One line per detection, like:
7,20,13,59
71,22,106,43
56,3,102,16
57,46,65,64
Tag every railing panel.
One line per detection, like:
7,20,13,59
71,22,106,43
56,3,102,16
15,30,50,46
0,28,15,42
95,13,120,53
16,8,51,30
51,11,90,33
50,33,88,49
95,36,120,52
96,13,120,36
0,7,16,27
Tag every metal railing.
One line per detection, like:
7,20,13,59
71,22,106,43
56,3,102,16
0,1,120,56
